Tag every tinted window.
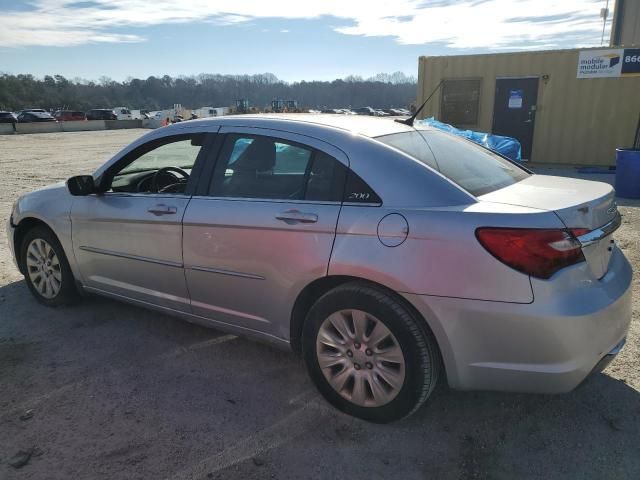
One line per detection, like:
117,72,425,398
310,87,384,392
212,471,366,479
377,131,438,170
376,130,529,196
209,135,346,202
441,79,481,126
306,151,347,202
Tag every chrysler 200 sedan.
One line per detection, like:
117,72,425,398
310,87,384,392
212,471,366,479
7,114,632,422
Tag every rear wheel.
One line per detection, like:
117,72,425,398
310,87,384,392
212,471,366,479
20,226,78,306
302,282,440,423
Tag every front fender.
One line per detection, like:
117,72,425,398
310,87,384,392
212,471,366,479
12,184,80,281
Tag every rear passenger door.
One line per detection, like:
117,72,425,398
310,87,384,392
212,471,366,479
182,128,348,340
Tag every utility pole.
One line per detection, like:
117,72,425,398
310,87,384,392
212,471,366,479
600,0,610,46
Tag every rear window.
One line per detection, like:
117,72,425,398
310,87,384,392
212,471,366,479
376,130,529,196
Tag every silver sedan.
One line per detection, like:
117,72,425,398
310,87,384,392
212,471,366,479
7,114,632,422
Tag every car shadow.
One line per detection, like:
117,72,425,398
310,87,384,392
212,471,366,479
1,278,639,479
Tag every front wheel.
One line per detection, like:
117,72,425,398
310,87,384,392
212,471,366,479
302,282,441,423
20,226,78,307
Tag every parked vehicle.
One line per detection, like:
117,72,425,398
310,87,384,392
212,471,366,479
86,109,117,121
130,110,147,120
7,114,631,423
53,110,86,121
16,111,56,123
354,106,377,116
382,108,407,116
193,107,230,118
0,111,17,123
18,109,47,114
113,107,133,120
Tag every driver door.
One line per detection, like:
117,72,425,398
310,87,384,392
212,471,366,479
71,132,214,312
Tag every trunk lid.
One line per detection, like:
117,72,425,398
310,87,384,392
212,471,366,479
479,175,619,279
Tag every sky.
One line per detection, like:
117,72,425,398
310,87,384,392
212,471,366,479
0,0,614,82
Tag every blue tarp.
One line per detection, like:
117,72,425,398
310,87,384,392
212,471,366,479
417,117,522,162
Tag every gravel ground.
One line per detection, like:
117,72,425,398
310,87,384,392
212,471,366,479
0,129,639,480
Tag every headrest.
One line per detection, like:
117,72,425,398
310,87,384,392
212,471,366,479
234,138,276,172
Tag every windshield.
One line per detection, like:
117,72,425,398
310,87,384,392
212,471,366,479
376,129,529,196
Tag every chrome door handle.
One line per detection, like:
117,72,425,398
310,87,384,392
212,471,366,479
147,204,177,216
275,209,318,224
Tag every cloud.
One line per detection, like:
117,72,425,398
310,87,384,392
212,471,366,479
0,0,611,49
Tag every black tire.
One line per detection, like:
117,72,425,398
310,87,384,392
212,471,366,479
20,225,78,307
302,282,441,423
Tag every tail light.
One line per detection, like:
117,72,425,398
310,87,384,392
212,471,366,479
475,228,585,279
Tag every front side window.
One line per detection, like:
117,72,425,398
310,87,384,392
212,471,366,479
108,134,205,194
209,134,346,202
376,130,529,197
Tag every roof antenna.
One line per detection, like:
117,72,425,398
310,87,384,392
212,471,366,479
396,80,443,127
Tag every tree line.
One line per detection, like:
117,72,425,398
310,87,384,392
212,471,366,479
0,72,417,112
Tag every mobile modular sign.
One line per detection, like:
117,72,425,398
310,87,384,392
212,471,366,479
577,48,640,78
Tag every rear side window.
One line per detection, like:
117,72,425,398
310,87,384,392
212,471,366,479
209,134,347,202
306,151,347,202
376,130,529,196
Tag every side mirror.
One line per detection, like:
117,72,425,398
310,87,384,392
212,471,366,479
66,175,95,196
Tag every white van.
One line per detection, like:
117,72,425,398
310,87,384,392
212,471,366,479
194,106,229,118
113,107,133,120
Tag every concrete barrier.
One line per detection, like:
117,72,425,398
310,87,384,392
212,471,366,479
0,124,15,135
142,118,163,129
15,122,62,134
1,119,146,135
105,120,143,130
61,120,107,132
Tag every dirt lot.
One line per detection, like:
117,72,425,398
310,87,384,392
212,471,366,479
1,129,639,479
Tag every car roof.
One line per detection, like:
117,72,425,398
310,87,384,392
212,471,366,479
182,113,417,138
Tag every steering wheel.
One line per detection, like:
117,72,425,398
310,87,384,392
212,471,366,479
150,166,190,193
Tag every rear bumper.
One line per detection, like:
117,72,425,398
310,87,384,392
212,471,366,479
588,337,626,377
403,248,633,393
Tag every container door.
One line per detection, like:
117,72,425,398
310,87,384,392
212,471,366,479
492,77,539,160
